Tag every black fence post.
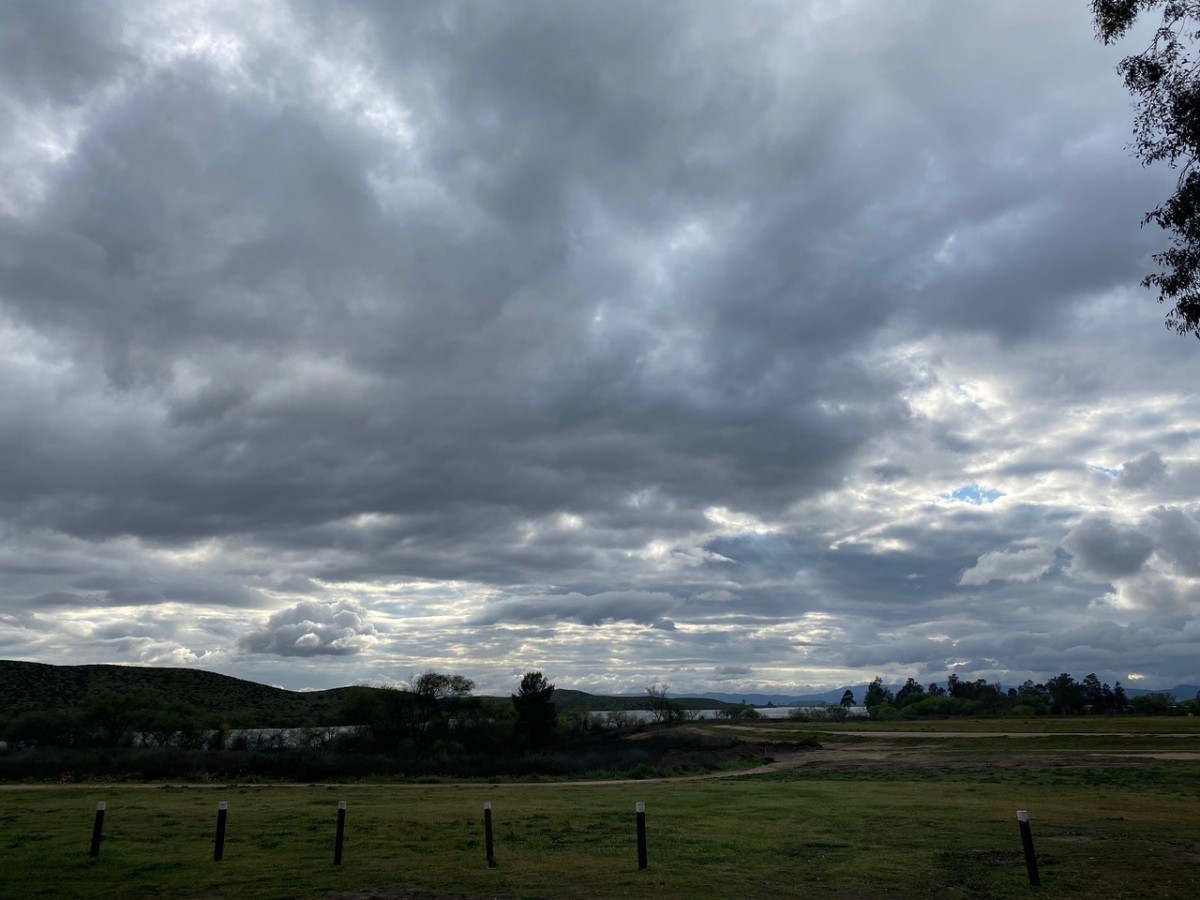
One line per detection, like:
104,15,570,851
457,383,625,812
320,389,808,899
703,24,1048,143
334,801,346,865
484,801,496,867
88,802,105,858
213,801,228,862
1017,810,1040,886
635,802,647,870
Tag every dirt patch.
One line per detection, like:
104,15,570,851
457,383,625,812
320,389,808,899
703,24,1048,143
733,740,1200,777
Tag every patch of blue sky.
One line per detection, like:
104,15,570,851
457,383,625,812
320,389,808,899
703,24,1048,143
947,484,1003,505
1092,466,1121,479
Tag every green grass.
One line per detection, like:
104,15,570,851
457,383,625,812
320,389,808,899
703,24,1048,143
3,762,1199,899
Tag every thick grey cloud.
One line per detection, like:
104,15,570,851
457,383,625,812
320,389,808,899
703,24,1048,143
1146,507,1200,578
1120,451,1168,489
0,1,1197,693
1063,518,1155,580
240,599,377,657
0,0,133,104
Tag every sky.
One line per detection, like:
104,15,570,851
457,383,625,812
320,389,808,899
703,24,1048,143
1,0,1198,697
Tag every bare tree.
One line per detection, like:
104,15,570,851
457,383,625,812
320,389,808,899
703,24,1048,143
645,683,673,723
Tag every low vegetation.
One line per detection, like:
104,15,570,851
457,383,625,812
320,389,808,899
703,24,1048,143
859,671,1199,719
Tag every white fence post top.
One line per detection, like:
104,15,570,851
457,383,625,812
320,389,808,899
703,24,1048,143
338,801,346,810
1016,810,1029,822
96,801,105,811
218,801,228,811
635,802,645,813
484,801,492,810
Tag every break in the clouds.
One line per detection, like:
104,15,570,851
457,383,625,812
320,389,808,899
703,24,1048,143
1,1,1198,694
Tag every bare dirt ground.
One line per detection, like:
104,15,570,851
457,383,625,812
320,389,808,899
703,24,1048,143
731,732,1200,776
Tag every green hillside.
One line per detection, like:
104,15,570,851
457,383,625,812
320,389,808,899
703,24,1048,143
0,660,350,728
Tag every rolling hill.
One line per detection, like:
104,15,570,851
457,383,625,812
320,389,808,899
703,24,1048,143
0,660,351,727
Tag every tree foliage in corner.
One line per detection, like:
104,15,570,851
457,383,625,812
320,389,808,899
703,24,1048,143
1095,0,1200,337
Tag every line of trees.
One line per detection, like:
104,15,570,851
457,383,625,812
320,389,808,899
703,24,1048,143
861,672,1198,719
0,690,242,750
331,670,570,761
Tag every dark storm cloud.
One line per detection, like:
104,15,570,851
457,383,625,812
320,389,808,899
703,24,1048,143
0,0,1142,552
0,0,1197,691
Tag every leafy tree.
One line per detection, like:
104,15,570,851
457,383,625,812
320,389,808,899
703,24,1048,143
341,685,415,752
512,671,557,748
898,695,981,719
1012,680,1049,716
895,678,927,708
84,691,140,747
340,672,477,755
1093,0,1200,337
1081,673,1105,713
864,677,894,710
7,709,83,747
1129,691,1177,714
946,673,963,698
408,671,476,747
1046,673,1082,715
134,700,202,748
840,689,856,708
1113,680,1129,713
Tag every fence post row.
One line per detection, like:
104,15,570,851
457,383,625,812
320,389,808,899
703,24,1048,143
213,802,228,862
1016,810,1040,886
483,801,496,868
89,797,652,869
334,801,346,865
89,802,105,858
635,802,647,870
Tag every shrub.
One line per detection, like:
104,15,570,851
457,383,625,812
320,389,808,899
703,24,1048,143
717,703,761,720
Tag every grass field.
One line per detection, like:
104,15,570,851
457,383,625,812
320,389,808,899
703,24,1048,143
3,719,1200,899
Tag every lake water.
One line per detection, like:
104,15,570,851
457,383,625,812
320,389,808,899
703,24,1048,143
590,706,868,722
